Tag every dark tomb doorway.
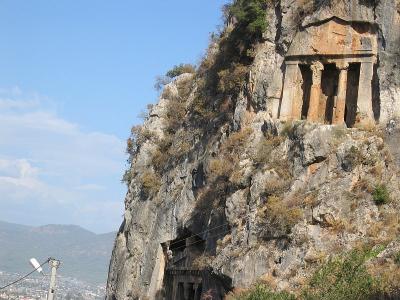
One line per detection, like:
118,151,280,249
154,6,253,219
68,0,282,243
345,63,361,127
321,64,339,123
300,64,312,120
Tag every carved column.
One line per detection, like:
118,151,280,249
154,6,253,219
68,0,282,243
193,283,199,300
307,62,324,122
280,61,300,120
333,62,349,125
172,280,178,300
357,60,374,124
183,282,190,300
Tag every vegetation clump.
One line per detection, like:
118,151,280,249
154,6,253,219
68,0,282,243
228,284,295,300
166,63,196,78
140,170,161,198
224,0,269,57
302,248,382,300
395,251,400,266
155,64,196,91
372,184,390,205
257,196,303,236
230,248,387,300
190,0,269,126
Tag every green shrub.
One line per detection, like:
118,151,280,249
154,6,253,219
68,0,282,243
229,248,387,300
373,184,390,205
394,251,400,265
227,0,269,45
229,284,295,300
166,64,196,78
302,249,381,300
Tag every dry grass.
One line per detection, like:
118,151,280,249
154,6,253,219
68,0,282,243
354,117,376,132
208,158,235,182
140,170,161,197
223,127,254,154
217,63,248,96
165,99,186,134
257,196,303,235
254,135,284,164
367,212,400,244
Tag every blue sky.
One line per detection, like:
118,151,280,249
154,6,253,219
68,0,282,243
0,0,228,233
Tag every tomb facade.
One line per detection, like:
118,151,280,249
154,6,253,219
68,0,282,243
157,231,230,300
278,17,378,127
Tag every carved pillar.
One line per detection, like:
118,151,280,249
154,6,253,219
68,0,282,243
280,61,300,120
333,62,349,125
183,282,190,300
172,280,178,300
307,62,324,122
193,283,199,300
357,60,374,124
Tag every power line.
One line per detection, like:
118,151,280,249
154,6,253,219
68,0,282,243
167,186,321,248
168,222,235,247
167,189,322,253
167,185,326,252
0,258,50,291
168,229,233,254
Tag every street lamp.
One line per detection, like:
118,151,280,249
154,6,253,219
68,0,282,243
30,258,61,300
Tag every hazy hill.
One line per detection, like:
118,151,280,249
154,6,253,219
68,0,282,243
0,221,115,284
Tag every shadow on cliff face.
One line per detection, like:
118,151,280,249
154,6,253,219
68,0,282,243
155,171,233,299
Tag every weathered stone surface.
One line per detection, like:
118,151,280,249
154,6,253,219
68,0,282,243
106,1,400,299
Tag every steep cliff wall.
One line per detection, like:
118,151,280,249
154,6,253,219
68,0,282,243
106,1,400,299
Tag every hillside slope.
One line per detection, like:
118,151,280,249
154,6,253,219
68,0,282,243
0,221,115,284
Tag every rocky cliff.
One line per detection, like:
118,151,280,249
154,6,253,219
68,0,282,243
106,1,400,299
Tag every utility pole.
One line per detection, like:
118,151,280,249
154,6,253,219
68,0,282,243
47,259,60,300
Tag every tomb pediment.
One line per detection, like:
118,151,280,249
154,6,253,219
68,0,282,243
287,18,377,58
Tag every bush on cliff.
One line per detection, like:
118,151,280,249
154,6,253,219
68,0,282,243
302,248,382,300
373,184,390,205
229,248,385,300
166,63,196,78
227,0,269,43
228,284,295,300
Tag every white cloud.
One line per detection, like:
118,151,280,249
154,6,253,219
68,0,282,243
0,159,41,188
0,111,78,133
0,88,126,233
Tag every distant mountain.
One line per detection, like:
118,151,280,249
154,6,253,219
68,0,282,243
0,221,116,284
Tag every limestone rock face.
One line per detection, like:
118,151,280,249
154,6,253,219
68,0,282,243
106,1,400,299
